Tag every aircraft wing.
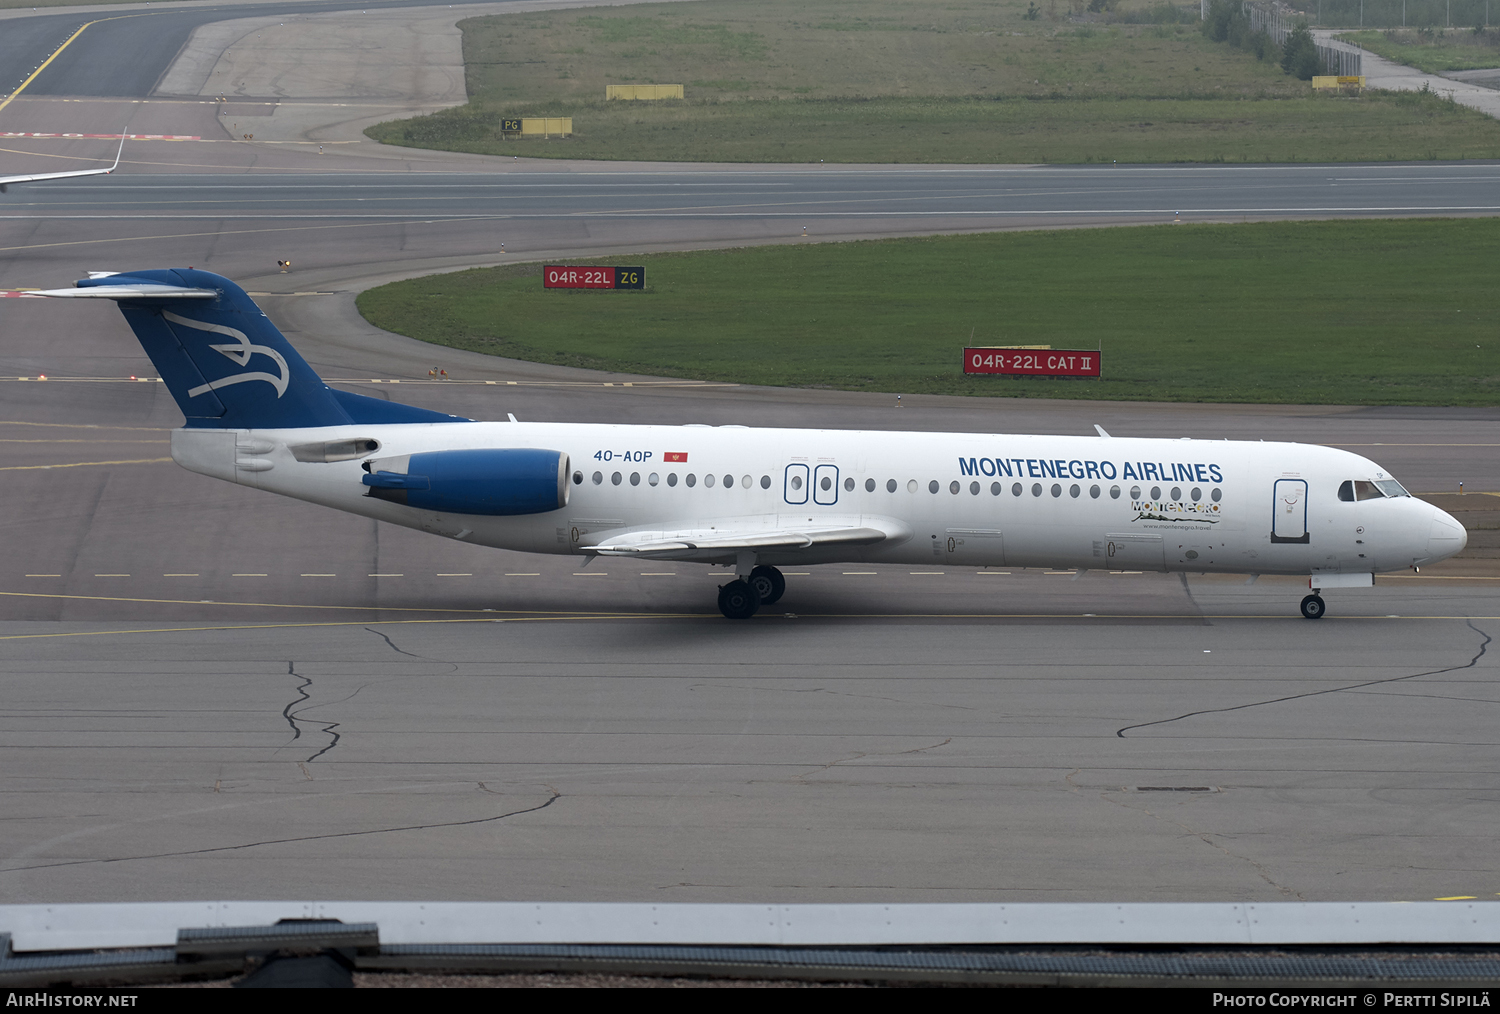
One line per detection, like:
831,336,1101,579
0,135,125,191
583,516,910,558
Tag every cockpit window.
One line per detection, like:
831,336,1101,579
1339,478,1411,502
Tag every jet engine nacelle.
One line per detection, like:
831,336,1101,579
361,448,570,516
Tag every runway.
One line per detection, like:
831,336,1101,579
9,163,1500,219
1,1,1499,912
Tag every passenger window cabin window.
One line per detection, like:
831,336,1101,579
1211,487,1221,502
844,477,855,491
763,475,773,489
970,481,980,495
686,473,697,487
1069,484,1080,498
704,473,715,488
1150,486,1161,500
1090,484,1100,499
648,473,659,486
866,478,876,492
630,472,641,486
949,481,960,494
593,471,603,485
823,476,834,491
1032,483,1042,497
1109,485,1121,499
908,480,918,492
612,472,622,486
740,475,750,489
929,480,939,494
726,474,736,488
991,482,1001,495
1130,486,1141,499
667,473,678,487
1013,483,1023,496
791,475,803,491
887,479,898,493
573,471,583,485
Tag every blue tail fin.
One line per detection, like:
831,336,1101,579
82,268,465,429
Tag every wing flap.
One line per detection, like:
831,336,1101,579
585,524,894,557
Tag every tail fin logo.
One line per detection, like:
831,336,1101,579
166,310,290,399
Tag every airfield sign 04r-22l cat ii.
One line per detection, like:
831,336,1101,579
31,269,1468,619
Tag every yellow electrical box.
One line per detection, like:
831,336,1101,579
1313,75,1365,90
606,84,684,100
516,117,572,137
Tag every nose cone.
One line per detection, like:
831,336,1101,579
1427,508,1468,563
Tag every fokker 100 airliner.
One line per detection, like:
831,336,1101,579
30,268,1468,619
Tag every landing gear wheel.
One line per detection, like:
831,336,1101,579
718,579,762,619
748,565,786,606
1300,593,1326,620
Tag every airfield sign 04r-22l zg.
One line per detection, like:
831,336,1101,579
543,265,644,289
16,269,1468,621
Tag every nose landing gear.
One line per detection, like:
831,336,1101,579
1300,593,1326,620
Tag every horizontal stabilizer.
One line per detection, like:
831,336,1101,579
31,284,216,300
0,134,126,191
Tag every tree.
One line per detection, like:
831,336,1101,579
1281,21,1321,80
1201,0,1237,42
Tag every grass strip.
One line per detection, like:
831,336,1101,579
370,91,1500,164
356,218,1500,406
1339,28,1500,74
366,0,1500,163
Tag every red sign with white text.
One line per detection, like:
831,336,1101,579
964,348,1101,377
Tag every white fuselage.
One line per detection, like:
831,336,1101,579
171,422,1466,577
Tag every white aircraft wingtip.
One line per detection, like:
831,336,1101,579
1094,424,1112,438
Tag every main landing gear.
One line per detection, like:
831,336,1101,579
718,565,785,619
1300,593,1326,620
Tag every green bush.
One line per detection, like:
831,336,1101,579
1201,0,1243,42
1281,21,1321,80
